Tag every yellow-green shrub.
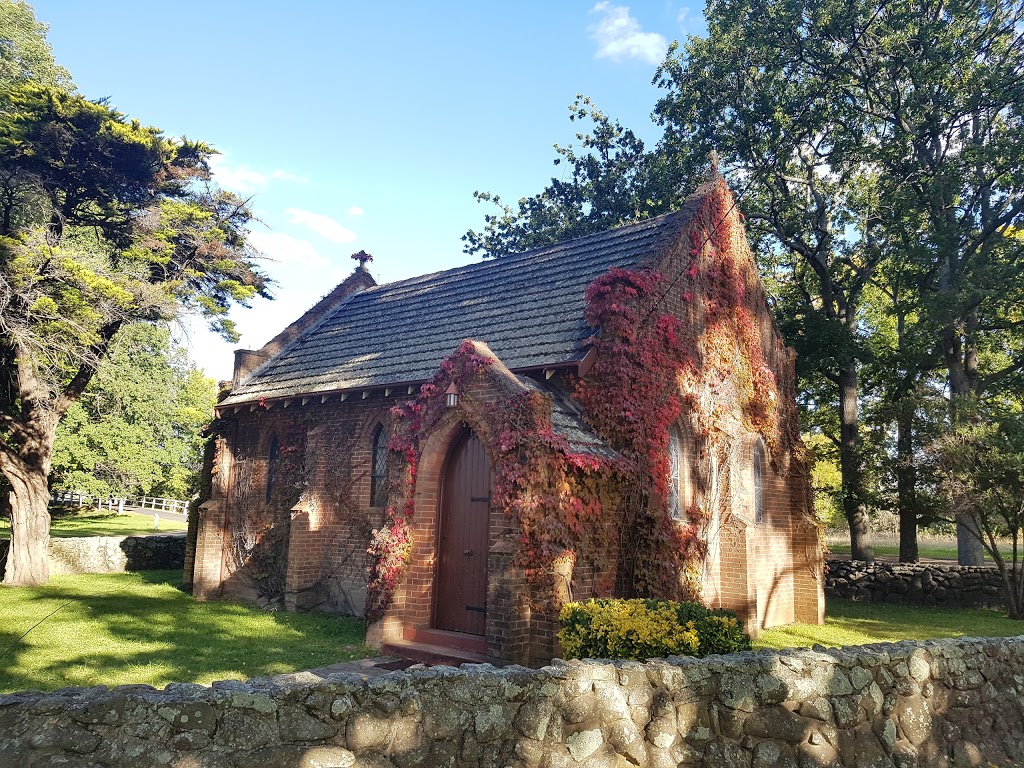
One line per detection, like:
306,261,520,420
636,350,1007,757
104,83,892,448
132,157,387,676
557,598,751,661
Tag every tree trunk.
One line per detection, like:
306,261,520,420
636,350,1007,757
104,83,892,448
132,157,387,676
839,363,873,561
943,323,986,566
1,397,59,586
0,480,10,520
956,522,985,566
2,459,51,586
896,407,919,562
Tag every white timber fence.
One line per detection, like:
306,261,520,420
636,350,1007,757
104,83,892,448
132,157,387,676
52,490,190,528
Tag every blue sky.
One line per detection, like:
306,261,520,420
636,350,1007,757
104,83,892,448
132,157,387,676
32,1,706,380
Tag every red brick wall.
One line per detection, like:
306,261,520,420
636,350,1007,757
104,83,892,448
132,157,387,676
195,390,413,614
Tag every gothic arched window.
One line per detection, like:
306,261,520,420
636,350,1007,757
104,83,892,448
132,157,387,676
668,426,684,520
265,437,280,504
370,425,390,507
753,440,767,524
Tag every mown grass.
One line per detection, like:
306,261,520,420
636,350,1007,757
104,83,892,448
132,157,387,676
0,570,371,694
756,598,1024,650
4,571,1023,694
0,510,187,539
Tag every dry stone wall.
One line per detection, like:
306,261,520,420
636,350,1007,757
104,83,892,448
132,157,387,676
3,637,1024,768
826,558,1005,609
0,533,185,576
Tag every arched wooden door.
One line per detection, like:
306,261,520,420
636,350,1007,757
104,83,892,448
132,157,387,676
434,428,491,635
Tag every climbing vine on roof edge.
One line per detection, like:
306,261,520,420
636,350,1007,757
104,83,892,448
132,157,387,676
364,341,623,622
364,343,494,622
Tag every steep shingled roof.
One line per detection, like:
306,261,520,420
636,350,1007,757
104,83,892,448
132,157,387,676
222,209,691,405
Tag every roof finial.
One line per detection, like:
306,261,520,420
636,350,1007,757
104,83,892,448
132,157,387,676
708,149,720,174
351,250,373,269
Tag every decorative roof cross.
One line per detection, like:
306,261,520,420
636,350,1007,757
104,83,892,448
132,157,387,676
351,250,373,268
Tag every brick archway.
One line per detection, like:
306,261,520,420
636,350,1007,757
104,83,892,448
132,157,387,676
371,412,487,639
433,426,490,635
371,400,532,661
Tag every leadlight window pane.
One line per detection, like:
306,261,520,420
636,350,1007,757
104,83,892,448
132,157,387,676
754,441,766,524
371,425,389,507
669,427,683,520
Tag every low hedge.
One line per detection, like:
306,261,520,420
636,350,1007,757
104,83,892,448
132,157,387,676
557,598,751,661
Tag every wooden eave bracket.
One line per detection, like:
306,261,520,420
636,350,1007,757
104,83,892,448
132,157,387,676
577,348,598,378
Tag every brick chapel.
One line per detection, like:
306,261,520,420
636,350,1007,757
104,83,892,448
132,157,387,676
189,174,824,666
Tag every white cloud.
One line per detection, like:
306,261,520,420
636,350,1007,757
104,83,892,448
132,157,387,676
677,6,692,34
247,230,328,267
209,154,308,194
348,206,365,216
589,2,668,65
285,208,358,243
269,169,308,183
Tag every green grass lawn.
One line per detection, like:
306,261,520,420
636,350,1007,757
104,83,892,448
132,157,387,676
0,570,372,693
3,570,1023,694
0,510,187,538
756,598,1024,650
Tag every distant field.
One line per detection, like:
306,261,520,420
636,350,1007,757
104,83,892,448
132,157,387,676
0,510,187,539
825,543,991,561
824,533,999,562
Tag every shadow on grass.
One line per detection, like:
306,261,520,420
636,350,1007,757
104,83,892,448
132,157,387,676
134,570,184,587
0,571,370,693
0,628,40,694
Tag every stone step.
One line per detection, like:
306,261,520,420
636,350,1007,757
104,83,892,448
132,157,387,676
403,627,487,654
380,639,505,667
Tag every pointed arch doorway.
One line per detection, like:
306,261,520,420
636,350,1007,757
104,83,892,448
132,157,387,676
433,427,491,635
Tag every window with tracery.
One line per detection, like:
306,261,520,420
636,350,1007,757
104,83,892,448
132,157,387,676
370,425,390,507
753,440,766,524
265,437,280,504
668,426,685,521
